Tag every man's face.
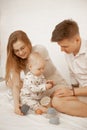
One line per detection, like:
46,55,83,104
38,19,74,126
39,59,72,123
57,36,80,55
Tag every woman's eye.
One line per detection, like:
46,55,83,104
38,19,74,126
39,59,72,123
21,47,25,50
14,50,19,53
21,46,26,50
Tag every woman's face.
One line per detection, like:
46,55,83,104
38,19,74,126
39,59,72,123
13,40,31,59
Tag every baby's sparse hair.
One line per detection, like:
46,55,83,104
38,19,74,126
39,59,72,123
27,52,45,67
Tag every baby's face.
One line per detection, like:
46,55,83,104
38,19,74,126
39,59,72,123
30,61,45,76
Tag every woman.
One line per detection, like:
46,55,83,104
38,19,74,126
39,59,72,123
5,30,68,115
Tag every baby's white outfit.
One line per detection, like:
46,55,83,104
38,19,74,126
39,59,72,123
20,71,47,110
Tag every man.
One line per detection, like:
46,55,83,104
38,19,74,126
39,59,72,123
51,19,87,117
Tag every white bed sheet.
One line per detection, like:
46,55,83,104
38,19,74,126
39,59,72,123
0,81,87,130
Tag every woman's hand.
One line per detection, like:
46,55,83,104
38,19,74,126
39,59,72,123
53,87,73,97
15,106,24,116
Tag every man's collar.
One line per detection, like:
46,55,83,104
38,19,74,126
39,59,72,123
76,39,86,57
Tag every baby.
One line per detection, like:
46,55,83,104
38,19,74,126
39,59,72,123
20,52,54,114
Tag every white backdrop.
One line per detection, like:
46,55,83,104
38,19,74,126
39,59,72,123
0,0,87,84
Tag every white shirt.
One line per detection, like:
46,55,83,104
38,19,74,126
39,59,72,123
65,39,87,87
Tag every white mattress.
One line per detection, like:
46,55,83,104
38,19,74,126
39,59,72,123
0,81,87,130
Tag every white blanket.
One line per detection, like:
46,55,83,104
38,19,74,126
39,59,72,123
0,81,87,130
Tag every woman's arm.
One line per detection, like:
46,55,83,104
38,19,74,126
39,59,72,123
12,85,23,115
7,71,23,115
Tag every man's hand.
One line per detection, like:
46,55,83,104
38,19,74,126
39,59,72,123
53,87,73,97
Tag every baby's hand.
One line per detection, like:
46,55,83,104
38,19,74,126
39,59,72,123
46,80,55,87
46,83,53,90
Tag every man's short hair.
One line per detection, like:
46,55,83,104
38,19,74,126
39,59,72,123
51,19,79,42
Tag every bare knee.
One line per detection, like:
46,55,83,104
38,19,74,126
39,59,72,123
52,97,65,112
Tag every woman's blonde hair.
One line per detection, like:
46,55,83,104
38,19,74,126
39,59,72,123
5,30,32,82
